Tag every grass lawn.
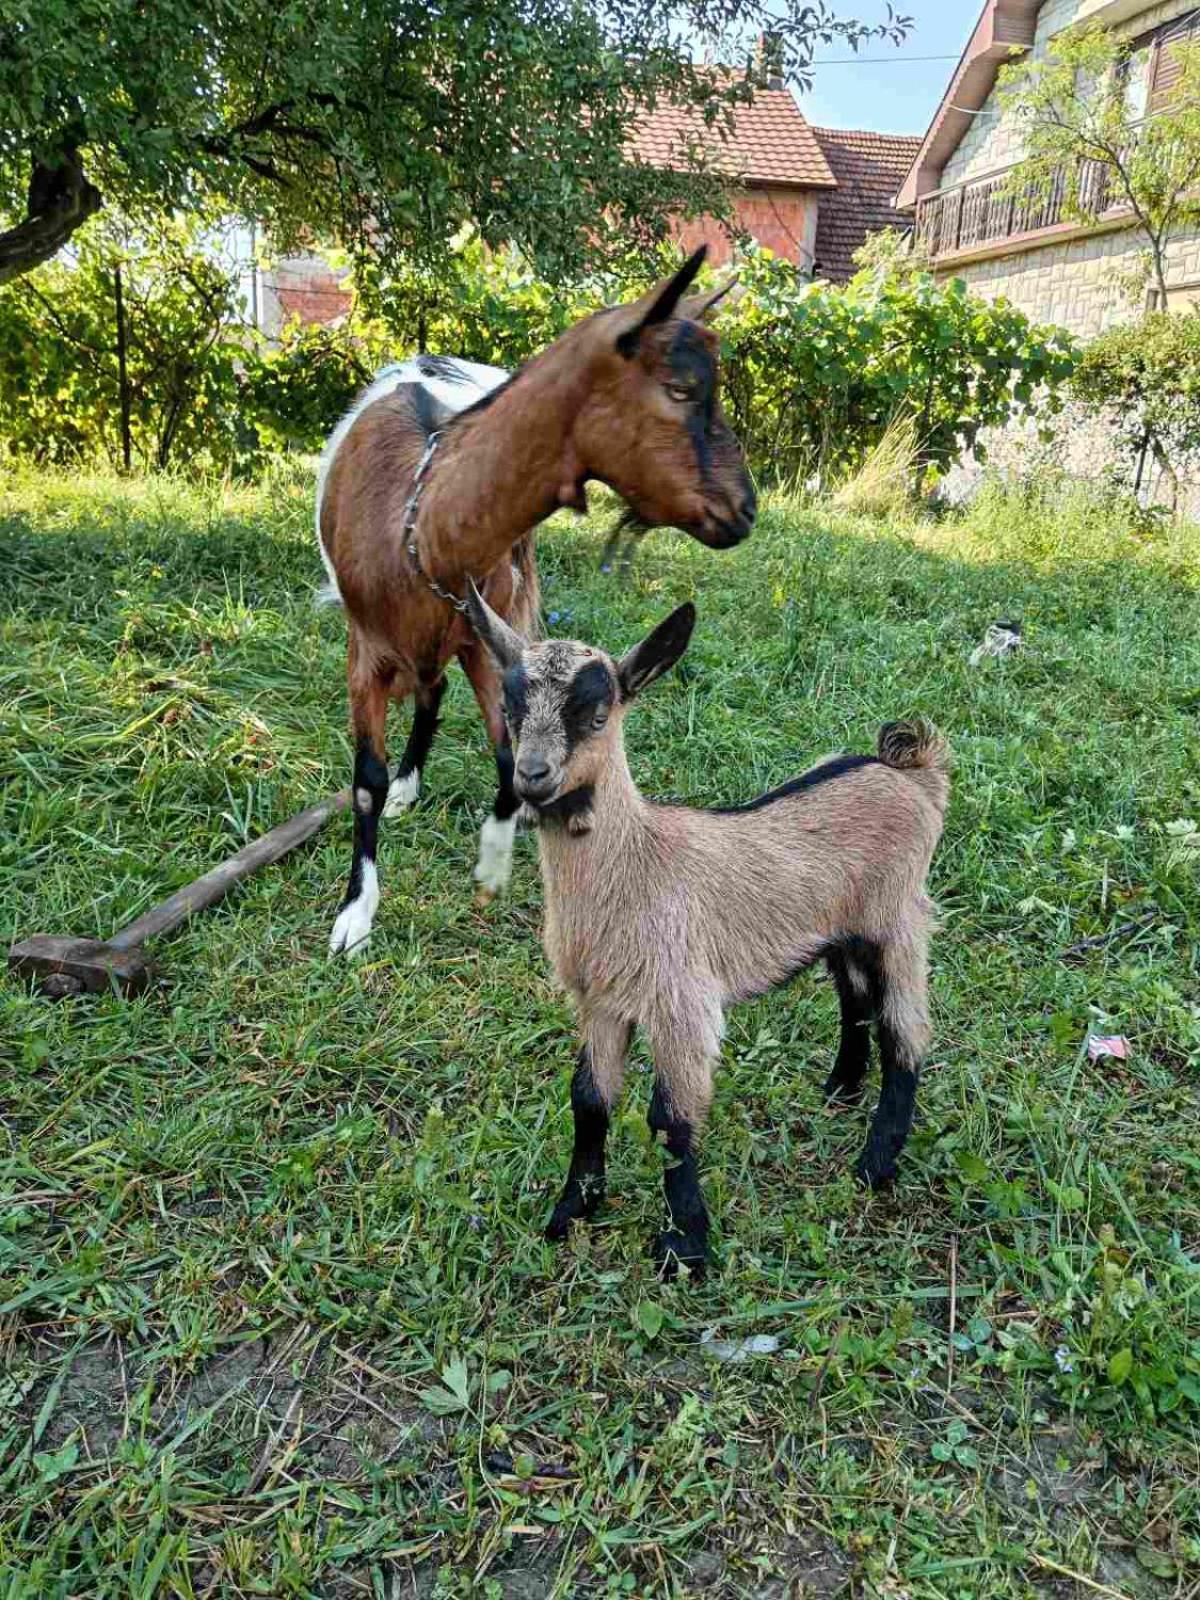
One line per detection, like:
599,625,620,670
2,467,1199,1599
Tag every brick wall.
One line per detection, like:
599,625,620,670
675,186,819,268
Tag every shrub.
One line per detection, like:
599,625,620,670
1071,312,1200,501
0,223,1078,485
0,217,242,471
717,249,1078,487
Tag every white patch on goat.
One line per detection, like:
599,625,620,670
383,768,421,817
473,813,517,896
312,356,509,604
329,860,379,957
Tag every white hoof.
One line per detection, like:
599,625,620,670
382,768,420,819
473,814,517,897
329,862,379,956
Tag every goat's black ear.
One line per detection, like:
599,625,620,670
615,247,708,359
617,602,696,698
465,580,525,669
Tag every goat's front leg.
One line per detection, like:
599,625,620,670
546,1015,631,1241
330,649,391,957
645,1007,720,1277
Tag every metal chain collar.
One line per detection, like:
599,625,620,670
403,430,472,615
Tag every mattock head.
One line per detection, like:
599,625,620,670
7,935,153,999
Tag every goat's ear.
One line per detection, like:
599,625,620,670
617,602,696,699
614,246,707,359
465,580,525,670
678,275,738,324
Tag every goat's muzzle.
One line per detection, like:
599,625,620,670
696,487,756,549
515,752,560,805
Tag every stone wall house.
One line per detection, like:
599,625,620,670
896,0,1200,336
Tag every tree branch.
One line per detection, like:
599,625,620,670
0,145,102,286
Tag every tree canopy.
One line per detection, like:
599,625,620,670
0,0,908,285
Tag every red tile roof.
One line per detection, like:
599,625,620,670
811,127,923,282
631,83,836,189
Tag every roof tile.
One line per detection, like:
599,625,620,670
811,127,923,281
631,84,837,189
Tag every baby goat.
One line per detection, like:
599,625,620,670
466,588,950,1274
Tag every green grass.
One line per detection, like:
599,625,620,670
2,464,1199,1599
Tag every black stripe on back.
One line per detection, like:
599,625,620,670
409,380,444,438
710,754,880,814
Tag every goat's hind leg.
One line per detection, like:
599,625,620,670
857,930,930,1189
459,640,519,899
823,940,876,1104
384,675,446,817
546,1014,631,1241
330,652,391,957
645,1005,720,1277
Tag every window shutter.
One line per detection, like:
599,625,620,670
1150,16,1200,113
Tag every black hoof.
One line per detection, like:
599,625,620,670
823,1069,864,1105
652,1229,708,1279
545,1179,604,1241
855,1148,898,1190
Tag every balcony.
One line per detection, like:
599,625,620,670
914,156,1120,261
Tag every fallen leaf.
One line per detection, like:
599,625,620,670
1088,1035,1130,1062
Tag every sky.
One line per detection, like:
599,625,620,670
794,0,977,136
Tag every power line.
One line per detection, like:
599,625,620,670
810,54,959,64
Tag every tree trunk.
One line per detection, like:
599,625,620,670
114,265,133,474
0,147,102,285
1151,240,1170,309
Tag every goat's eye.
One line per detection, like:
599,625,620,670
665,381,695,404
591,707,609,731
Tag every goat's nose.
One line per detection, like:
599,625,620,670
741,486,757,522
516,753,552,789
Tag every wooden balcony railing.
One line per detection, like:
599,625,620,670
914,156,1120,259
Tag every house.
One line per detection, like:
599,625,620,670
631,51,919,278
897,0,1200,337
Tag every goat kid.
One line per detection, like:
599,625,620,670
317,247,755,956
465,588,950,1274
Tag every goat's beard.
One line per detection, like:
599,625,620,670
599,507,651,578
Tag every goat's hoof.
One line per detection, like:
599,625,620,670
823,1070,864,1106
545,1185,603,1241
855,1149,898,1190
652,1230,708,1280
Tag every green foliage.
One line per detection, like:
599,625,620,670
238,319,386,457
0,0,906,284
717,249,1077,485
0,216,241,471
0,229,1078,482
1072,310,1200,482
999,25,1200,304
355,235,602,370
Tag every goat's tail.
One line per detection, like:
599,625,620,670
877,718,950,812
509,535,542,642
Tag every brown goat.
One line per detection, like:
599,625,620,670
317,247,755,955
465,590,950,1275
